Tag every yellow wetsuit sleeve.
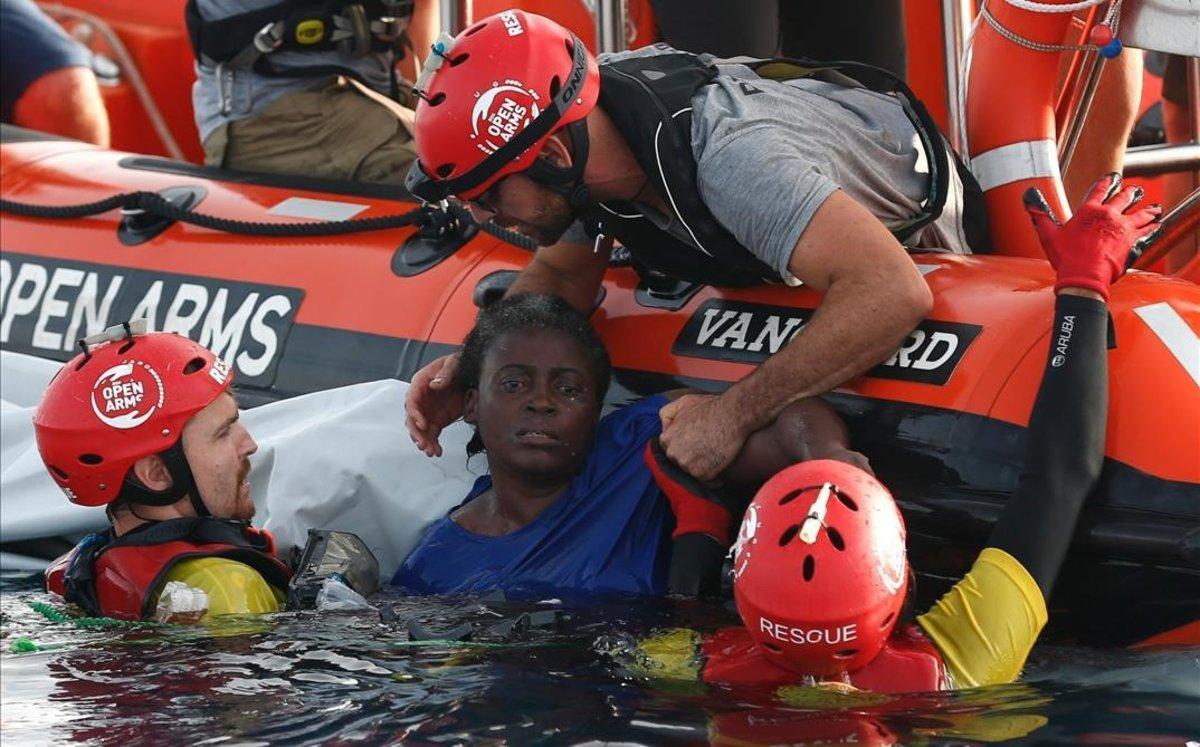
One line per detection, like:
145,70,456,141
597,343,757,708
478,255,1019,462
152,557,284,619
917,547,1048,689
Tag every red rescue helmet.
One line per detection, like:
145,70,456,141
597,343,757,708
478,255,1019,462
404,9,600,202
732,460,909,676
33,323,234,507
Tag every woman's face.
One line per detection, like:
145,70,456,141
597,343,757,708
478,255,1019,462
465,327,602,485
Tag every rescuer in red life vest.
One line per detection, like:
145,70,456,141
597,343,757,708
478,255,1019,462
629,174,1162,692
37,324,291,622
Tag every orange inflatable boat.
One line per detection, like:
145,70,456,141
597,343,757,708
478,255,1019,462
1,125,1197,646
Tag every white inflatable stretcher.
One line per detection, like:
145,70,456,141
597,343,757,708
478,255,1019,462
0,351,477,577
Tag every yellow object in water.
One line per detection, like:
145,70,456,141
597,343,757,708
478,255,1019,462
151,557,284,619
918,547,1048,689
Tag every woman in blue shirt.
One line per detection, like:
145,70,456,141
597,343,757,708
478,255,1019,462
394,294,863,599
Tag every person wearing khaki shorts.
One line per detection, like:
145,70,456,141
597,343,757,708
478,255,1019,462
202,76,416,184
191,0,437,185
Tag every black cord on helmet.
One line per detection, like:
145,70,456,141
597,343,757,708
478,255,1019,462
523,119,592,208
113,439,210,517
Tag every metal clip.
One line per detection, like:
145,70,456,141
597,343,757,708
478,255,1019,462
253,21,286,54
370,15,409,42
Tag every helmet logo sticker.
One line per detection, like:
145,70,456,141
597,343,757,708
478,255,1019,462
90,361,165,429
471,81,541,156
731,504,759,580
879,523,907,594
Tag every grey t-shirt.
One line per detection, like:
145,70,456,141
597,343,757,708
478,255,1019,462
192,0,393,143
577,46,971,280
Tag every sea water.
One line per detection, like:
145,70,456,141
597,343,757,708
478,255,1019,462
2,572,1197,745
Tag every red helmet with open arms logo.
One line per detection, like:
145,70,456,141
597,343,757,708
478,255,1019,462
732,460,909,677
404,9,600,202
33,322,233,507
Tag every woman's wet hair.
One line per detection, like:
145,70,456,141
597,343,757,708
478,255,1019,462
456,294,612,456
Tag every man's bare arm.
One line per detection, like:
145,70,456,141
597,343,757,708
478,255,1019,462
506,237,612,312
724,190,932,432
659,191,932,480
14,66,109,147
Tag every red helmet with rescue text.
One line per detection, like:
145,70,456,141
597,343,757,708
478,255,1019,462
404,9,600,202
732,460,909,676
33,322,234,507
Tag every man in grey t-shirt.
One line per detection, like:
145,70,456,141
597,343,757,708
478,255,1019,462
190,0,436,183
404,16,983,483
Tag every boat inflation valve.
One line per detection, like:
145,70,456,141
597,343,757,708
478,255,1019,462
118,185,207,246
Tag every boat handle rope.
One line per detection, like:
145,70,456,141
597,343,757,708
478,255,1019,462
0,190,536,250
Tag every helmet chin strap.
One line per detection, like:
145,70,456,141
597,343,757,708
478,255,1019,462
523,120,592,209
118,440,211,518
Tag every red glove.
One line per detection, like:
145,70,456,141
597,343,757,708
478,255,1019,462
1023,173,1162,300
644,440,733,544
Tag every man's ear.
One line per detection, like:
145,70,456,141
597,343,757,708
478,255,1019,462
463,389,479,426
539,132,573,169
130,455,174,492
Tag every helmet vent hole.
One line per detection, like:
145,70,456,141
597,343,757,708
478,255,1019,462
428,91,447,107
778,524,800,547
549,75,562,98
464,21,486,36
117,339,135,354
880,612,895,629
79,453,103,465
827,526,845,551
183,357,206,375
778,489,803,506
763,642,782,654
449,52,470,67
49,465,69,480
835,490,858,511
802,554,815,581
834,648,859,659
435,163,455,178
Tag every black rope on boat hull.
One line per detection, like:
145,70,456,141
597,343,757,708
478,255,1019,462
0,191,536,249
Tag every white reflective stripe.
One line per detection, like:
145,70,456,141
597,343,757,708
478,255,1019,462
1135,302,1200,388
653,108,714,257
268,197,368,221
598,203,643,219
970,139,1061,192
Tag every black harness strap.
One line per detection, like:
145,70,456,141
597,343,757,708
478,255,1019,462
588,51,987,288
63,518,291,619
186,0,413,67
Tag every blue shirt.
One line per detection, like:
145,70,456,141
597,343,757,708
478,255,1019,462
0,0,92,123
393,395,674,600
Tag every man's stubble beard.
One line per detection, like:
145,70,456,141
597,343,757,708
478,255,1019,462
530,191,581,246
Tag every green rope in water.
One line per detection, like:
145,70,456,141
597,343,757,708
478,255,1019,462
26,600,142,629
9,601,155,653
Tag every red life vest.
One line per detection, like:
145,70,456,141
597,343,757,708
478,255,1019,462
701,623,948,693
46,517,293,621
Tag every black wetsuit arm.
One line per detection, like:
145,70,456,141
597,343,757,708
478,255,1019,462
986,294,1110,599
